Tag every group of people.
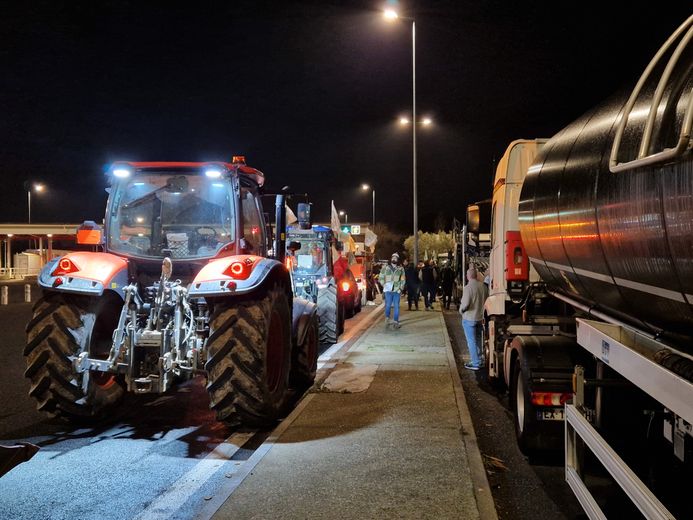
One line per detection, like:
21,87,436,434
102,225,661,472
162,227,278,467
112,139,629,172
377,252,489,371
402,257,456,311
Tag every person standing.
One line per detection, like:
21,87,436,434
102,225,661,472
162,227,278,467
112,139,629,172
379,253,405,329
459,266,488,370
420,260,437,310
404,258,420,310
440,261,454,310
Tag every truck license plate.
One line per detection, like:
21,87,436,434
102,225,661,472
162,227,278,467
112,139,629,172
538,408,564,421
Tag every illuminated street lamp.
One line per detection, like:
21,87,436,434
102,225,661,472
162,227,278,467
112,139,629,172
24,181,46,224
361,183,376,226
399,117,433,126
339,210,348,223
384,7,420,264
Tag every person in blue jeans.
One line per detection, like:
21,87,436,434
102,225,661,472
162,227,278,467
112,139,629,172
378,253,405,329
459,266,488,369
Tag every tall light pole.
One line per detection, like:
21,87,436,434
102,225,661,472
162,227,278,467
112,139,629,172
384,8,419,264
361,183,376,226
339,210,348,223
24,181,45,224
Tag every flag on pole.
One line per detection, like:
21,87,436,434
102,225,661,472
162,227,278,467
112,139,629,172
364,228,378,250
286,205,298,226
330,200,341,236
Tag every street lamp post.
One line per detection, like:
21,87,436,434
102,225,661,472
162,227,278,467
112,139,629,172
24,181,45,224
361,184,376,227
384,9,419,265
339,210,348,223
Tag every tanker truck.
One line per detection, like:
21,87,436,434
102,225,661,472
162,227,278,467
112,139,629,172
484,16,693,518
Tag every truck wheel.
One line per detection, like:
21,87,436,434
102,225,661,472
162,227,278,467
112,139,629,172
24,292,124,421
511,360,537,455
317,284,339,345
206,284,292,427
290,313,319,390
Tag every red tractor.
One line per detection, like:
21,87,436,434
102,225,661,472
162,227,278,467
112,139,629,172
24,157,319,426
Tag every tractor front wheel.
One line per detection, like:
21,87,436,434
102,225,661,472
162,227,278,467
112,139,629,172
316,283,339,345
24,292,124,421
205,284,292,427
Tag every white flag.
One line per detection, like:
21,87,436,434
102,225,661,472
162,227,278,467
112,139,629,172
286,205,298,225
330,200,341,235
364,228,378,249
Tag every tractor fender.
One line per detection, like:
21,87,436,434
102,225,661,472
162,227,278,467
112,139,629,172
188,256,290,298
505,334,581,391
292,297,317,346
37,252,129,298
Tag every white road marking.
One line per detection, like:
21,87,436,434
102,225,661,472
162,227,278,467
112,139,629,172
133,431,254,520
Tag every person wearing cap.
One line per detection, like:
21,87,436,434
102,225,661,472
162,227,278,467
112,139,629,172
378,253,405,329
459,266,488,370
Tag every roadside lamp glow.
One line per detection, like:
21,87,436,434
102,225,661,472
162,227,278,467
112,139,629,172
399,117,409,125
422,117,432,126
383,9,398,20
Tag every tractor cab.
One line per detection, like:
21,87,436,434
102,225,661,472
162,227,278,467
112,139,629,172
104,159,266,262
285,225,336,300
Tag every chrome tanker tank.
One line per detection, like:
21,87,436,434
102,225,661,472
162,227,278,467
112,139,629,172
519,17,693,346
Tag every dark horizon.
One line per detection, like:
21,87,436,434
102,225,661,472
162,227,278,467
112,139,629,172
2,1,690,234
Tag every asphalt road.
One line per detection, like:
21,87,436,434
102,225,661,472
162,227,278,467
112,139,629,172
0,291,377,520
442,308,586,520
0,285,585,520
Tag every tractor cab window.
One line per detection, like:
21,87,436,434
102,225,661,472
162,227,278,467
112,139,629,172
108,173,235,259
240,186,264,254
292,239,328,275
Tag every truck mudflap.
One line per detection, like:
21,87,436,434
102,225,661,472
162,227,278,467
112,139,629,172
188,255,288,297
37,252,129,298
292,297,317,346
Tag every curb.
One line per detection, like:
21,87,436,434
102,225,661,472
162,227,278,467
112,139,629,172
440,313,499,520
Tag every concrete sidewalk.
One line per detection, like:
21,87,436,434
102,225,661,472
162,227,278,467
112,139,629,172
209,303,497,520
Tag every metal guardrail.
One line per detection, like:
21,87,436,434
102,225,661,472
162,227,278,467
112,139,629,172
0,268,18,280
565,404,675,519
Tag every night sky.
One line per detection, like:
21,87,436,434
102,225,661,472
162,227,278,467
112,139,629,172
2,1,690,233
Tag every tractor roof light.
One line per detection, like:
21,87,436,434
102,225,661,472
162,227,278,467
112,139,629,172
205,169,222,178
113,168,131,178
231,156,246,164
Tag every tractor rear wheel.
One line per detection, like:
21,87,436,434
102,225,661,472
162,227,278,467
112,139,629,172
24,292,124,421
316,283,339,345
206,284,292,427
290,313,319,390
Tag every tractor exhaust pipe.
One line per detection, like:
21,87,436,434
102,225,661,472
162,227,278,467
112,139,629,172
274,194,286,263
